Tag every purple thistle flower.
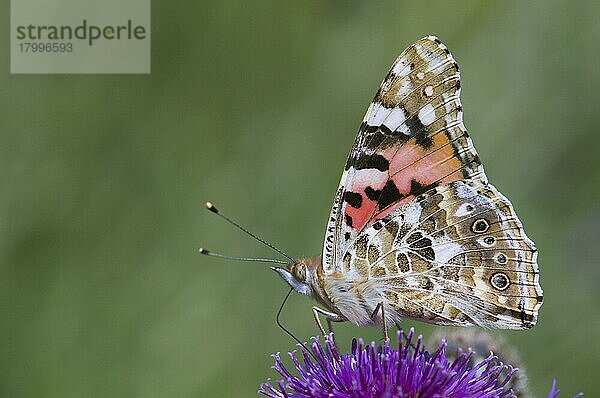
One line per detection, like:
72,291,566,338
548,380,561,398
259,328,580,398
547,380,584,398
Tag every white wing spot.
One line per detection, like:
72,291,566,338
455,202,474,217
455,182,476,199
418,104,436,126
403,202,422,226
366,102,392,126
383,106,407,131
392,60,411,77
424,86,434,97
398,78,412,97
417,72,425,80
430,239,463,264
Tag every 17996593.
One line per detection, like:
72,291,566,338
19,42,73,53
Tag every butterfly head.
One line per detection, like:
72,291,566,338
271,256,321,296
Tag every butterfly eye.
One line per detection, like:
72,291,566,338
294,264,307,282
490,272,510,290
483,236,495,246
471,218,490,233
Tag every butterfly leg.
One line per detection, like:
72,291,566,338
312,306,344,336
326,318,335,336
370,302,389,342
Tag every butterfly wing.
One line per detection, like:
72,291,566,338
323,36,485,273
320,36,542,329
333,180,543,329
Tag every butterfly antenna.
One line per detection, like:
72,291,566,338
198,248,287,265
205,201,294,262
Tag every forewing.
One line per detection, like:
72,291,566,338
323,36,485,273
341,180,542,329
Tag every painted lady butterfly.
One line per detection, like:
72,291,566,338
271,36,543,333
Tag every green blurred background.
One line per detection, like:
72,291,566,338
2,1,599,396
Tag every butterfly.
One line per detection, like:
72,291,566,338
269,36,543,334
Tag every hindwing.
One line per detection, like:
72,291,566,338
336,180,542,329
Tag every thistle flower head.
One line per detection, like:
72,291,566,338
259,329,581,398
261,328,517,397
430,329,529,396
